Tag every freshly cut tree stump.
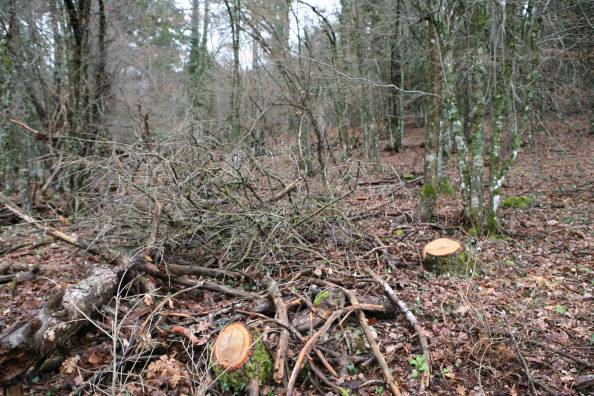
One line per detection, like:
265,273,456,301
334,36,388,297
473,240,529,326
422,238,473,275
211,323,272,393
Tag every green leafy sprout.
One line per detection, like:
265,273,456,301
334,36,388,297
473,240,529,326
408,354,429,379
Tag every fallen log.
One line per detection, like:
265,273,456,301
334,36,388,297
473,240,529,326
0,193,136,387
0,266,118,385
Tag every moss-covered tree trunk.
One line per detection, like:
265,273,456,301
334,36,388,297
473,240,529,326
420,15,441,221
467,1,488,231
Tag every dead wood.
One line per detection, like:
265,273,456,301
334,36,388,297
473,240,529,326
164,262,242,279
285,303,387,396
136,262,254,298
364,267,432,391
573,375,594,392
290,286,395,333
525,339,594,369
269,280,290,383
267,177,302,203
0,268,39,285
0,266,118,385
0,192,126,267
326,281,402,396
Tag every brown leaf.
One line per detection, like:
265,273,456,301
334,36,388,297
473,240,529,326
88,352,101,365
61,355,81,374
144,293,154,306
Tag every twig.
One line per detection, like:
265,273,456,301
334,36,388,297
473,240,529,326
314,348,338,378
286,304,385,396
364,266,431,391
0,268,39,285
0,192,126,266
308,359,343,393
143,201,162,257
9,118,48,140
326,281,402,396
235,309,305,341
504,317,538,396
164,262,242,279
526,339,594,369
267,177,303,203
137,262,256,299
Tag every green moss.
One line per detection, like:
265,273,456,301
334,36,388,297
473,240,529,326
502,195,533,208
420,183,437,198
423,249,477,276
403,173,416,181
212,337,273,393
439,178,455,196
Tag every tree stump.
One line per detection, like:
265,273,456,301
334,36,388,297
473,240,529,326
211,323,272,393
422,238,473,275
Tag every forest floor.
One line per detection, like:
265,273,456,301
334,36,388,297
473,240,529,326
1,116,593,396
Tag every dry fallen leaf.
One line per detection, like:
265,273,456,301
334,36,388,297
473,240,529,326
88,352,101,365
144,293,154,306
45,329,56,342
61,355,81,374
147,355,184,388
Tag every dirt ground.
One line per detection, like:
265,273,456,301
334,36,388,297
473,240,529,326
1,116,592,395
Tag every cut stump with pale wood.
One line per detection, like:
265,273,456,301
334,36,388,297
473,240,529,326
211,323,272,393
422,238,474,275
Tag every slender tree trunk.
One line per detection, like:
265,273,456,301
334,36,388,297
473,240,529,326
420,16,442,221
388,0,404,152
224,0,241,143
467,1,488,231
86,0,107,157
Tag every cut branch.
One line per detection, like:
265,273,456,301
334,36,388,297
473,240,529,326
269,280,290,384
0,192,126,267
364,267,431,391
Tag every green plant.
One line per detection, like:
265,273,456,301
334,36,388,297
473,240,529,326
502,195,533,208
408,355,429,379
374,385,385,395
554,304,567,315
393,229,405,237
347,363,358,375
314,290,331,306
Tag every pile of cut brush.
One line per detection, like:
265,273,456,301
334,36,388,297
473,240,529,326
0,189,430,396
1,134,432,395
